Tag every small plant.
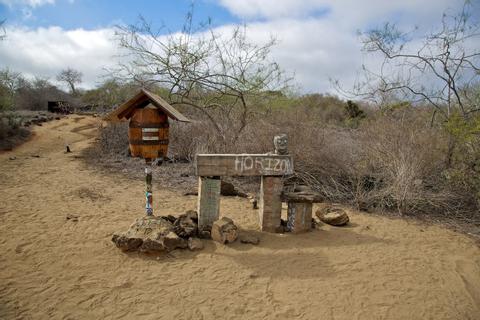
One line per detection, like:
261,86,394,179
344,100,365,128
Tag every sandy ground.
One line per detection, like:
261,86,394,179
1,115,480,320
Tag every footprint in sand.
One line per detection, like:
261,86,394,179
14,242,30,254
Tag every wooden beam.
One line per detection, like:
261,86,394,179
196,154,294,177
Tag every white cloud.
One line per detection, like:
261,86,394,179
218,0,327,19
0,0,55,8
0,26,119,89
0,0,474,94
219,0,463,25
216,0,469,93
224,18,365,93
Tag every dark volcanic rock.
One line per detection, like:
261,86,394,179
198,230,211,239
173,210,198,238
221,181,248,197
239,233,260,245
111,234,143,251
220,181,237,196
161,215,177,224
139,238,164,252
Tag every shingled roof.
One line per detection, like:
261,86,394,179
105,89,191,122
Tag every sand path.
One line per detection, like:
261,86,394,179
1,115,479,320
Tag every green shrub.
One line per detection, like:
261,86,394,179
443,113,480,206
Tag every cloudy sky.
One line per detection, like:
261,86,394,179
0,0,475,93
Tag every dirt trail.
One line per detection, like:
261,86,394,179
1,116,479,320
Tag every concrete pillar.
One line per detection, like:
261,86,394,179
287,202,313,233
197,176,221,231
259,176,283,232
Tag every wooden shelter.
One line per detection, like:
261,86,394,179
105,88,190,122
105,89,190,160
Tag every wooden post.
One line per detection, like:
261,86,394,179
287,202,313,233
259,176,283,232
197,176,221,231
145,159,153,216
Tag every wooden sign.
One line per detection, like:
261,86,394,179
196,154,294,177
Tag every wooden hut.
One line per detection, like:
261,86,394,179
105,89,190,160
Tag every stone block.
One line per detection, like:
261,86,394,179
211,217,238,244
287,202,313,233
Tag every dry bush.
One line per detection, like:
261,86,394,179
0,112,30,150
97,121,129,156
354,115,455,214
241,106,473,217
169,121,223,161
94,102,478,219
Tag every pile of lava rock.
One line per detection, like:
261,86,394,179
111,211,253,253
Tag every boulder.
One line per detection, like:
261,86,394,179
140,238,164,252
160,215,177,224
188,237,204,251
221,181,248,197
198,230,211,239
111,216,175,252
111,234,143,251
162,232,187,251
173,210,198,238
211,217,238,244
315,206,349,226
220,180,237,196
239,233,260,245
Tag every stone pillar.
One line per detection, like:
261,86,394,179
197,176,221,231
287,202,313,233
259,176,283,232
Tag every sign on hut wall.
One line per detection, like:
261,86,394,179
196,154,294,177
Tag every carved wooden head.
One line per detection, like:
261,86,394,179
274,134,288,155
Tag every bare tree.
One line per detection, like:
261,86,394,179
113,11,288,150
0,68,23,93
56,68,82,95
0,68,24,110
339,2,480,121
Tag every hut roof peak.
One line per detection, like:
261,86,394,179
105,89,190,122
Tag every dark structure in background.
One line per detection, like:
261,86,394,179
47,101,71,114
